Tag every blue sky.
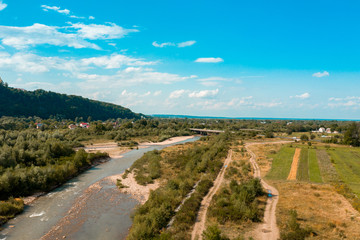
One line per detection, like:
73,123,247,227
0,0,359,119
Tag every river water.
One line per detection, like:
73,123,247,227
0,137,199,240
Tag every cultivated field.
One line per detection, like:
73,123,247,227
264,142,360,239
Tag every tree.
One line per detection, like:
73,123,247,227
300,134,309,142
344,122,360,146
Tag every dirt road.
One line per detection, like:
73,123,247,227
191,150,233,240
287,148,301,180
246,141,292,240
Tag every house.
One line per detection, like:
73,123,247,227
326,128,331,134
318,127,326,133
68,124,77,129
36,123,43,129
80,122,89,128
333,131,339,134
287,122,293,126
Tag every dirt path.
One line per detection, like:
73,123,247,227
246,141,292,240
191,150,233,240
287,148,301,180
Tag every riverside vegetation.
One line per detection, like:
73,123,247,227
127,134,231,240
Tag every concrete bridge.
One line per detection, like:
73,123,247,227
189,128,225,135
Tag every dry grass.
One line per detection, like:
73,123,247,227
274,181,360,239
247,143,284,177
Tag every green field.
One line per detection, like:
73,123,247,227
327,148,360,197
297,148,309,181
308,149,323,183
266,146,295,180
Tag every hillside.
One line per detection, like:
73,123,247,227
0,81,142,120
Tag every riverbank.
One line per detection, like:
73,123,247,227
141,135,195,146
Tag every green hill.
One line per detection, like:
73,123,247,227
0,81,143,120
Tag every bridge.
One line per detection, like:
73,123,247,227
189,128,225,135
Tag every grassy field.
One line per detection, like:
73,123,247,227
266,146,295,180
308,149,323,183
327,148,360,197
297,148,309,181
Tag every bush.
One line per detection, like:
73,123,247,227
203,225,229,240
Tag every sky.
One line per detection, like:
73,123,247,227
0,0,359,119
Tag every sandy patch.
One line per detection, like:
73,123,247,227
108,172,159,204
287,148,301,180
84,142,130,158
141,136,195,146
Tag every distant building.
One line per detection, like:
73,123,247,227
287,122,293,125
80,122,89,128
319,127,326,133
326,128,331,134
333,131,339,134
36,123,43,129
68,124,76,129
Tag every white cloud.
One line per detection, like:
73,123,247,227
312,71,329,78
328,96,360,108
188,89,219,98
255,102,282,108
81,54,156,69
290,92,310,99
70,15,85,19
153,90,162,96
89,16,95,20
0,23,138,49
0,23,99,49
152,41,175,48
71,23,138,40
152,40,196,48
177,40,196,47
41,5,70,15
169,89,186,99
0,1,7,11
195,57,224,63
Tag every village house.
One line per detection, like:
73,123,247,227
326,128,331,134
80,122,89,128
36,123,43,129
68,124,76,129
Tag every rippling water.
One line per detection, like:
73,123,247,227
0,137,199,240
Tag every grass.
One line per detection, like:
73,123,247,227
297,148,309,181
266,146,295,180
327,148,360,197
308,149,322,183
316,149,338,183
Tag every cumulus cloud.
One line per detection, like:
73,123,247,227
0,23,138,49
312,71,329,78
41,5,70,15
152,41,175,48
195,57,224,63
177,40,196,47
0,52,157,74
188,89,219,98
169,89,186,99
153,90,162,96
0,1,7,11
328,96,360,108
0,23,98,49
290,92,310,99
81,54,156,69
71,23,138,40
255,102,282,108
152,40,196,48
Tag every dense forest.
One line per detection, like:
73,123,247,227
0,80,142,120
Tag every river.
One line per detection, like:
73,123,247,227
0,136,200,240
